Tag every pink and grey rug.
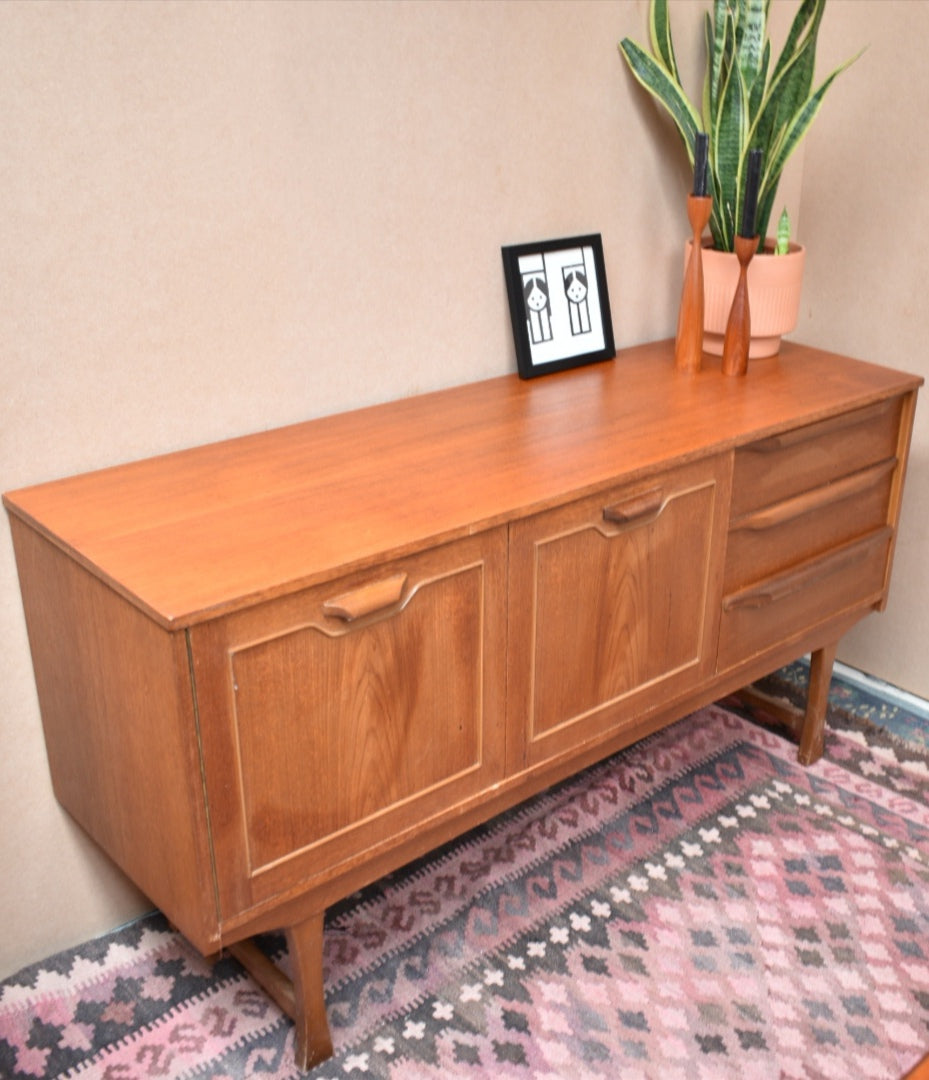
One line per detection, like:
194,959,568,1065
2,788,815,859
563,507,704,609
2,662,929,1079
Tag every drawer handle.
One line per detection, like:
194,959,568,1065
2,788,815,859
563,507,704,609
322,573,407,621
602,488,664,527
722,527,891,611
746,400,893,453
730,458,896,532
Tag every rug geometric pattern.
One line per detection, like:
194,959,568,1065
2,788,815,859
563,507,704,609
2,665,929,1079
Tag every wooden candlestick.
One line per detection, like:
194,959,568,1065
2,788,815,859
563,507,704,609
721,234,759,376
675,194,713,374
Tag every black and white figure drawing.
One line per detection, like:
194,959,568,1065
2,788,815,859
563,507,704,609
522,265,553,344
502,234,614,379
563,263,590,336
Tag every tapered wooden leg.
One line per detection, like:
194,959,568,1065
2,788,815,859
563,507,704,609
797,641,838,765
735,644,840,766
286,914,333,1070
228,911,333,1071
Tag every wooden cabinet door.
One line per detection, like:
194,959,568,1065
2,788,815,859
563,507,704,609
507,457,730,769
188,528,507,918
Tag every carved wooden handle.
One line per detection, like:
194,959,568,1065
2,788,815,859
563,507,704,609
730,458,896,532
322,573,407,621
602,488,664,526
723,527,891,611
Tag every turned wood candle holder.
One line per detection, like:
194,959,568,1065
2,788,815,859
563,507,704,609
721,234,759,377
674,194,713,374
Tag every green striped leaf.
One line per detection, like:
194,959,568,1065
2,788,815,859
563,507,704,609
754,48,864,240
748,40,771,122
738,0,766,91
710,22,748,250
707,0,729,122
776,207,791,254
772,0,823,84
701,11,713,130
618,38,701,155
649,0,680,81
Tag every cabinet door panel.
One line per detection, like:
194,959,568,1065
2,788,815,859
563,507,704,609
507,457,730,768
190,529,506,916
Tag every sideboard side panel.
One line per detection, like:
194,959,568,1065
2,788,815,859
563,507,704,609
8,518,219,953
878,388,920,609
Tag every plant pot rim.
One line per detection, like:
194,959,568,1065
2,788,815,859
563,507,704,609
697,237,805,257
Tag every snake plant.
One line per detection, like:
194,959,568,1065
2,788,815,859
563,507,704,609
619,0,863,252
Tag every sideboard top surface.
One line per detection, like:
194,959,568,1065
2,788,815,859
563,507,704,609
4,339,921,628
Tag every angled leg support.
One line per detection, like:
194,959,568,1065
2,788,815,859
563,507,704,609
228,910,333,1071
735,642,839,766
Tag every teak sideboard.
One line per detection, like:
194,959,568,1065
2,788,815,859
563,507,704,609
4,340,921,1069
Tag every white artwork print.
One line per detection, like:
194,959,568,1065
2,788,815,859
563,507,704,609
518,245,605,367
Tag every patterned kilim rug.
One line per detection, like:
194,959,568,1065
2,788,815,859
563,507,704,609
3,661,929,1080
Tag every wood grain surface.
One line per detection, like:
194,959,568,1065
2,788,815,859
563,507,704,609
4,340,921,627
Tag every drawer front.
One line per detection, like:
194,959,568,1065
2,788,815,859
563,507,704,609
189,528,507,916
724,457,896,594
730,398,902,518
507,456,730,769
718,528,892,671
720,391,914,673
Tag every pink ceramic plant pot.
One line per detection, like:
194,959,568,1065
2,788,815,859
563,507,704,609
685,238,806,358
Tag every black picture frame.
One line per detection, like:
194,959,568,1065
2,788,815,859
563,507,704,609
502,233,615,379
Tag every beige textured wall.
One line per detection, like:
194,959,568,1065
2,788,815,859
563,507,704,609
0,0,924,978
791,1,929,693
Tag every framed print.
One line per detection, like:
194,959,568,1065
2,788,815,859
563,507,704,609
502,234,615,379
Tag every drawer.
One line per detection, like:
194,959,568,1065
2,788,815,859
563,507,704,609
724,456,896,593
730,398,902,518
189,528,507,915
717,527,892,672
